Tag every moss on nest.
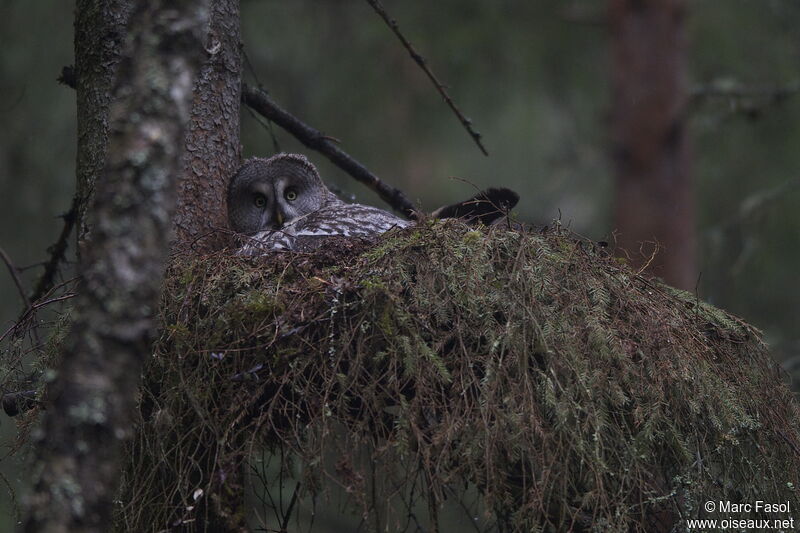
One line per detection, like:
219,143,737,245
118,220,800,532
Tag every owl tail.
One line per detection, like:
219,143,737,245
431,188,519,226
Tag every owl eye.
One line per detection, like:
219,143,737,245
254,194,267,208
285,189,298,202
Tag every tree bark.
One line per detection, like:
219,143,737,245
74,0,133,255
174,0,242,251
24,2,208,532
609,0,696,290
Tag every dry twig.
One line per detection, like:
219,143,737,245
29,196,78,303
0,247,31,310
364,0,489,156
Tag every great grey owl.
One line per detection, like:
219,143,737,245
227,153,518,253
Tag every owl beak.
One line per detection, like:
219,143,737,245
274,209,285,229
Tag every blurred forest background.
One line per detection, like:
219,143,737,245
1,0,799,530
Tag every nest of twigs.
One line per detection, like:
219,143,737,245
115,220,800,532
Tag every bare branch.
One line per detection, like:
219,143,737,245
280,483,300,532
64,68,418,220
0,179,77,351
242,83,419,219
1,279,78,345
365,0,489,156
0,247,31,310
29,196,78,303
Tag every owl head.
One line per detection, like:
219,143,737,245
227,153,334,235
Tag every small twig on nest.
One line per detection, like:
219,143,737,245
777,429,800,459
241,84,418,219
364,0,488,156
634,241,660,277
29,293,77,311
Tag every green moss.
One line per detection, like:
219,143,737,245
116,222,800,532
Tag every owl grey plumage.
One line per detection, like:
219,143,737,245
228,153,412,253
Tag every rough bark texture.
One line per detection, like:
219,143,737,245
24,2,208,532
609,0,696,290
174,0,241,251
74,0,133,255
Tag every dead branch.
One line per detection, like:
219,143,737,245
241,83,419,219
0,195,77,349
63,66,419,220
365,0,489,156
0,247,31,310
29,195,78,303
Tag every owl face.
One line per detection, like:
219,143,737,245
228,154,332,235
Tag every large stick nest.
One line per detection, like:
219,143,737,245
119,220,800,532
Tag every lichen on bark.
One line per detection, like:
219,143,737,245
73,0,133,256
25,2,209,532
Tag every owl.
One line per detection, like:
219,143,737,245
228,153,413,253
227,153,519,254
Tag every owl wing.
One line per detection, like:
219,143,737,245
288,203,411,251
237,203,412,255
297,203,412,237
237,230,294,255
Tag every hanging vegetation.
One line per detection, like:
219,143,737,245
112,220,799,532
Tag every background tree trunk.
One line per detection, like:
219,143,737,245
609,0,696,290
173,0,242,251
24,2,208,532
73,0,133,255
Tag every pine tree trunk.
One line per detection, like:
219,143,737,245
24,2,208,531
609,0,696,290
73,0,133,255
173,0,242,251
